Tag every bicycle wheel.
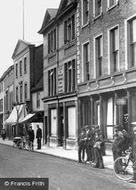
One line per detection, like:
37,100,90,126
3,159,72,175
113,156,133,181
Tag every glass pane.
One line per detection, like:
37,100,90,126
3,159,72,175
114,28,119,50
132,19,136,42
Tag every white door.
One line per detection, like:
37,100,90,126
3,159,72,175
68,107,76,138
51,109,57,136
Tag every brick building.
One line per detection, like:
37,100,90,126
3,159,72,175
9,40,43,136
39,0,78,149
0,65,14,138
77,0,136,140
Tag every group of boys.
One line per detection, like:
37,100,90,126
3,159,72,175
78,125,104,169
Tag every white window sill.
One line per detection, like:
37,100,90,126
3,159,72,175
93,13,103,21
81,22,89,29
107,3,118,11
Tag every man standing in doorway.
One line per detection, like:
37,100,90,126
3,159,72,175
36,125,42,149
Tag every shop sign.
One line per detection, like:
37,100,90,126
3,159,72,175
116,98,127,105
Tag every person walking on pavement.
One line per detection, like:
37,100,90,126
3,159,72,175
36,125,42,149
28,126,34,151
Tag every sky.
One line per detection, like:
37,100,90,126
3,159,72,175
0,0,60,78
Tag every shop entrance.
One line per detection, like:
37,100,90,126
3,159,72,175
59,106,64,146
117,97,128,131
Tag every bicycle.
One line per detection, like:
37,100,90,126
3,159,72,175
113,148,134,181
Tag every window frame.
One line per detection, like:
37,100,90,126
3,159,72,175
82,41,90,82
126,15,136,69
108,25,119,73
107,0,118,10
64,14,75,44
94,34,103,78
81,0,89,27
24,57,27,74
64,59,76,93
24,83,27,100
48,68,57,97
19,60,22,76
93,0,102,18
48,28,57,54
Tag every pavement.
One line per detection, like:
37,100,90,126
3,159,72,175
0,138,114,170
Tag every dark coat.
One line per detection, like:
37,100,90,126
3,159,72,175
36,128,42,139
28,130,34,142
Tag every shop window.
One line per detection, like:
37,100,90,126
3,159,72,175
95,35,103,77
94,0,102,18
48,29,56,54
48,68,56,96
64,15,75,44
83,42,90,81
64,59,76,93
128,17,136,68
82,0,89,26
109,26,119,73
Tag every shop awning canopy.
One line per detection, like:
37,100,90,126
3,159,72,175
5,104,27,125
20,111,44,124
20,113,35,123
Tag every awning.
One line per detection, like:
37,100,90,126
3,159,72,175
20,113,35,124
20,111,44,123
5,104,27,125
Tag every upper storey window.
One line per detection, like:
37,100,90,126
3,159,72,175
48,68,56,96
82,0,89,26
20,60,22,76
16,63,18,78
94,0,102,18
48,29,56,54
83,42,90,81
95,35,103,77
64,15,75,44
24,57,27,74
109,26,119,73
128,17,136,68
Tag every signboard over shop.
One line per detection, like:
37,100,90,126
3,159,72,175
116,98,127,105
